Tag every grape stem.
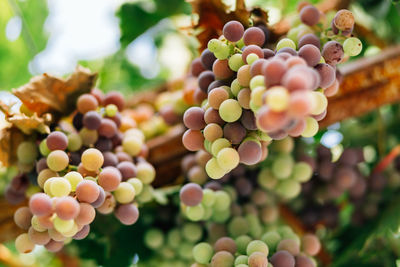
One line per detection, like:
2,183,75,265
372,145,400,174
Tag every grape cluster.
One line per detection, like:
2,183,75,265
258,137,313,200
182,4,361,179
298,146,386,228
191,226,321,267
11,89,156,254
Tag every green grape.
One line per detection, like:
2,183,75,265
39,140,51,156
186,204,205,221
79,127,98,146
217,148,240,171
246,240,269,256
125,128,145,142
236,235,252,255
67,133,82,152
272,154,294,180
219,99,242,123
246,214,262,238
114,182,135,204
15,233,35,253
272,137,294,153
287,27,302,43
276,38,296,50
122,136,143,156
276,180,301,199
236,264,248,267
47,150,69,172
205,158,226,179
208,39,222,53
62,222,78,237
265,86,289,112
228,54,245,71
213,190,231,211
235,255,249,265
193,242,213,264
17,141,38,165
343,37,362,56
301,117,319,138
291,162,312,182
64,171,83,191
203,206,213,220
105,104,118,117
211,138,231,156
250,86,266,112
261,231,281,251
127,178,143,195
167,229,181,248
249,75,265,90
182,223,203,242
310,91,327,115
228,216,249,237
204,139,212,153
31,216,46,232
144,228,164,250
211,207,230,223
37,169,58,188
214,44,230,59
53,216,74,233
50,178,71,197
257,169,278,190
231,79,242,96
202,189,216,206
246,53,259,65
136,162,156,184
136,184,153,203
178,242,194,260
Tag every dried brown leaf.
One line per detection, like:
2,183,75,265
7,113,50,135
13,65,97,117
0,126,25,167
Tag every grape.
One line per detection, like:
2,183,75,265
29,193,52,216
333,9,354,31
219,99,242,122
223,123,246,144
272,154,294,179
182,129,205,151
54,196,79,220
204,107,225,125
343,37,362,56
334,167,357,190
208,38,222,53
288,91,312,118
228,54,245,72
262,59,287,86
242,45,264,63
215,237,237,254
238,140,262,165
261,231,281,251
44,240,64,252
211,138,231,156
235,255,249,265
136,162,156,184
82,110,101,130
46,131,68,151
115,203,139,225
184,107,206,130
193,242,213,264
48,228,66,242
104,91,125,111
105,104,118,117
17,141,38,165
53,216,74,233
35,158,47,174
214,44,230,60
322,41,344,65
79,127,98,146
256,106,289,132
301,117,318,137
14,207,33,230
248,251,269,267
191,58,206,77
263,48,275,59
77,94,98,114
211,251,234,267
67,133,82,152
292,162,312,182
250,75,265,90
202,188,216,206
180,183,203,206
98,118,117,138
270,250,295,267
277,239,300,255
208,87,229,109
277,38,296,51
73,224,90,240
213,191,231,210
241,110,257,130
114,182,135,203
50,178,71,197
76,180,100,203
250,59,266,76
28,227,50,245
243,27,265,46
15,233,35,253
223,21,244,42
122,136,142,156
185,204,205,221
213,59,234,79
47,150,69,172
31,215,46,232
298,33,320,49
295,254,315,267
203,123,223,142
300,5,320,26
276,179,301,199
76,203,96,225
91,186,106,208
237,88,251,109
298,44,321,67
201,49,217,70
247,240,269,256
217,148,240,171
237,65,251,87
98,167,121,191
39,139,51,156
81,148,104,171
264,86,290,112
302,234,321,256
144,228,164,249
314,63,335,88
208,79,227,93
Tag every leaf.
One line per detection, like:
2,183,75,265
0,126,25,167
12,65,97,117
189,0,268,51
7,112,50,135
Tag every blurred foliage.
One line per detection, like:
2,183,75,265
0,0,48,90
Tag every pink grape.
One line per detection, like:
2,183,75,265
76,180,100,203
115,204,139,225
223,21,244,42
55,196,80,220
180,183,203,206
29,193,53,216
